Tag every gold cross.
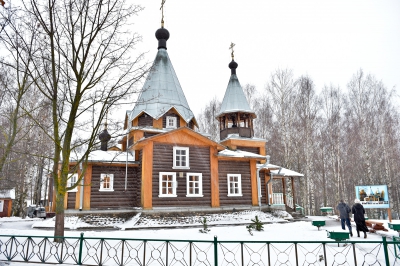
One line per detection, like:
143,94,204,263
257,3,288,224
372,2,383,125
160,0,166,27
229,42,235,59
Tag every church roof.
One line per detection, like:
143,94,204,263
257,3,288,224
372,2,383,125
129,45,196,126
216,61,255,118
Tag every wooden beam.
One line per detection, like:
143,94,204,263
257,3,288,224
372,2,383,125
291,177,296,206
153,117,163,129
250,160,258,206
282,178,286,205
83,165,92,210
210,146,220,207
7,200,12,217
265,174,271,205
141,142,153,209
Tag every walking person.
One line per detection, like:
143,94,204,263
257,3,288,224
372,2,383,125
336,199,353,236
352,199,369,238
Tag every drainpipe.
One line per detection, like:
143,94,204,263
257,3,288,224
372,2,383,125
257,155,271,210
79,162,84,211
266,167,282,206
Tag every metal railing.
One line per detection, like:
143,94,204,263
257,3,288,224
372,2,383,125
1,234,400,265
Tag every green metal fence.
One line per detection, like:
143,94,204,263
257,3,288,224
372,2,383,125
1,234,400,265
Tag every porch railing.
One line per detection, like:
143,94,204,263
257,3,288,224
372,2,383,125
1,234,399,266
272,193,294,209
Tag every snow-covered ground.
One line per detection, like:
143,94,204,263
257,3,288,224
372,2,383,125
1,210,399,240
1,211,400,266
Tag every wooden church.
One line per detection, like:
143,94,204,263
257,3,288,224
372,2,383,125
61,17,303,214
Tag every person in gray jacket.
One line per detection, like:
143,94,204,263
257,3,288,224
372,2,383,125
336,199,353,236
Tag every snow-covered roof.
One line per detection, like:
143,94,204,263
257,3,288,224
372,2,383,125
129,48,196,125
219,133,267,143
271,167,304,177
218,149,266,159
0,188,15,199
217,74,255,118
257,164,304,177
71,150,137,163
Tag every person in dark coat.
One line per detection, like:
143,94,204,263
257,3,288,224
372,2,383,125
336,199,353,236
352,198,369,238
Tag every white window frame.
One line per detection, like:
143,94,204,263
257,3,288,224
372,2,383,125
166,116,177,129
159,172,177,197
173,147,190,169
186,173,203,197
68,174,78,192
99,173,114,192
227,174,242,196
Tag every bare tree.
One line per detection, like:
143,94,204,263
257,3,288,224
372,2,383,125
1,0,149,238
197,97,221,141
320,85,345,206
294,75,321,215
265,69,298,168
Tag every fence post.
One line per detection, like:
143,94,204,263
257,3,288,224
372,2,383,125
382,236,390,266
78,232,84,265
214,236,218,266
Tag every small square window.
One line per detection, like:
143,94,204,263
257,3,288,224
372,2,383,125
68,174,78,192
186,173,203,197
100,174,114,191
159,172,177,197
227,174,242,196
173,147,190,169
166,116,177,128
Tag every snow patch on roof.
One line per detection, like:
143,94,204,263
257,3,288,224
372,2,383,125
218,149,266,159
0,188,15,199
71,150,136,163
220,134,266,143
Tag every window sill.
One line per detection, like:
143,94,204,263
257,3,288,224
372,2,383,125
68,190,78,193
99,189,114,192
227,194,243,197
172,167,190,170
158,195,178,197
186,195,204,197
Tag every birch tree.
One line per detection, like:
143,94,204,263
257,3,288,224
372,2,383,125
265,69,297,168
294,76,320,215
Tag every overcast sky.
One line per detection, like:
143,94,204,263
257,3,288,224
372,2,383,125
129,0,400,117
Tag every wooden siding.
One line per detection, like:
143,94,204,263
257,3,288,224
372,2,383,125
218,160,252,206
138,113,153,127
89,165,138,209
144,132,159,138
237,146,259,154
152,143,212,207
162,112,179,128
67,192,76,209
0,199,12,217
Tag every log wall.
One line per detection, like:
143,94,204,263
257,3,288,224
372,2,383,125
151,143,211,207
237,146,259,154
138,113,153,127
88,165,138,209
218,160,252,206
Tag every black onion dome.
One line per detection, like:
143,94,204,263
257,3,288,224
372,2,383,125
155,27,170,40
229,59,238,74
99,129,111,142
155,27,170,50
99,128,111,151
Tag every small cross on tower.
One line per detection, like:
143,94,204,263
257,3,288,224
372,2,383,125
160,0,166,27
229,42,236,60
